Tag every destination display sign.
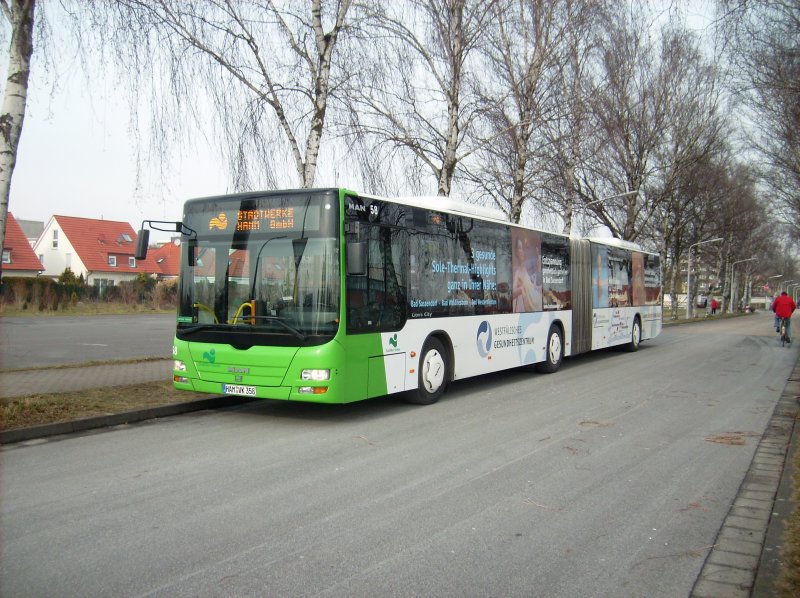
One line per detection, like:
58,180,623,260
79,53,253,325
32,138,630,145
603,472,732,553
234,208,296,231
197,204,321,235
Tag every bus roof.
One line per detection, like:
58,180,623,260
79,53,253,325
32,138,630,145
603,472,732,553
585,236,649,253
391,196,507,222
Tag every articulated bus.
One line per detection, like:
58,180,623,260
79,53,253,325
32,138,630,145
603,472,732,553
137,188,662,405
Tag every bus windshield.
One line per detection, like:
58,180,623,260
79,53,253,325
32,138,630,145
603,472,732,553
176,190,340,345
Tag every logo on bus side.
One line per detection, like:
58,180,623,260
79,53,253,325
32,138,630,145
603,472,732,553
476,321,492,358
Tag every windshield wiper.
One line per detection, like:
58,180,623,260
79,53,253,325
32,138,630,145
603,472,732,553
249,316,307,341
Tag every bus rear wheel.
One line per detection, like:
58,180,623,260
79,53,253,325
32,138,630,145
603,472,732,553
536,324,563,373
408,337,448,405
627,317,641,352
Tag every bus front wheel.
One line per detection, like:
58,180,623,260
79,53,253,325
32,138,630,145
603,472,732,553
536,325,563,373
408,337,448,405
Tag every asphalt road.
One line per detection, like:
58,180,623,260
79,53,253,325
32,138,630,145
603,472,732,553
0,314,175,369
1,311,796,597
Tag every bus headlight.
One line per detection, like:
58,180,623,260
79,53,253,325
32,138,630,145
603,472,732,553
174,360,187,372
301,369,330,381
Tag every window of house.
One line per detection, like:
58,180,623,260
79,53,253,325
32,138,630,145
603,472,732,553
108,255,117,267
2,249,10,264
129,257,136,267
52,229,58,248
38,254,44,265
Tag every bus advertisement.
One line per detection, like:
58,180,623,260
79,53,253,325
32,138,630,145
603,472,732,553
136,188,662,405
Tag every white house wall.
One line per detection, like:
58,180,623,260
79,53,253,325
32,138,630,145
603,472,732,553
33,218,86,280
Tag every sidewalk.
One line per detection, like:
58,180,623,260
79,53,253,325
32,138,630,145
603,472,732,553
0,359,173,398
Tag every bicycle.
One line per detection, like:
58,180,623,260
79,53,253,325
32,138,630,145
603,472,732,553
779,317,791,347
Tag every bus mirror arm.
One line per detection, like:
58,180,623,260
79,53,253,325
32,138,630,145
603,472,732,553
347,242,367,276
135,220,197,260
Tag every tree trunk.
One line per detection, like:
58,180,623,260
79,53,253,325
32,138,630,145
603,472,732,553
0,0,35,281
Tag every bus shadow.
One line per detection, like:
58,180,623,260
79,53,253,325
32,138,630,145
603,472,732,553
227,392,419,424
227,345,649,424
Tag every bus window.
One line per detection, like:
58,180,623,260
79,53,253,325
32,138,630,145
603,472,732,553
346,225,407,333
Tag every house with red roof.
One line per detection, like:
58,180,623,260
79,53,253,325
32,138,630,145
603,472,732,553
148,239,181,279
33,215,155,291
2,212,44,277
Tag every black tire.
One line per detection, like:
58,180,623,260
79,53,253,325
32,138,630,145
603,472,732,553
626,316,641,352
536,324,563,373
407,337,448,405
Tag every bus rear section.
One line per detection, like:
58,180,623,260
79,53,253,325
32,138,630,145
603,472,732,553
569,238,662,356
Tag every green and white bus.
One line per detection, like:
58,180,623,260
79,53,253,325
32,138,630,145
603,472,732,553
137,188,662,405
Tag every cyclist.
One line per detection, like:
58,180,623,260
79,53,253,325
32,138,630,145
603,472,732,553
771,291,796,343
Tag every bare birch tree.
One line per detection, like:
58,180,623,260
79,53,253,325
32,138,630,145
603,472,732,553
463,0,592,224
82,0,356,190
0,0,35,279
717,0,800,239
571,11,723,243
351,0,494,197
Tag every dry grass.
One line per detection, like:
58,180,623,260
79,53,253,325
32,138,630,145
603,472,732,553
0,381,207,431
776,439,800,597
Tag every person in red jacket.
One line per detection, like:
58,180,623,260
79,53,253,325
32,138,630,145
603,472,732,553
771,291,796,342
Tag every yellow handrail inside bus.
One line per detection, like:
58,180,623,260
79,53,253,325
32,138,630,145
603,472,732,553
193,302,219,324
230,300,256,325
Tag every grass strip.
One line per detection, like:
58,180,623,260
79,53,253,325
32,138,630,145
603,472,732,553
0,380,207,431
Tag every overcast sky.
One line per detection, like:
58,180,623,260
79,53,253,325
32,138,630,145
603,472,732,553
6,1,715,242
10,60,228,239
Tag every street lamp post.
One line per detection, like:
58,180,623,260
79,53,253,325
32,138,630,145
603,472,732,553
768,274,783,288
567,189,640,235
729,257,757,313
781,279,795,293
764,274,783,310
687,237,723,319
767,274,783,298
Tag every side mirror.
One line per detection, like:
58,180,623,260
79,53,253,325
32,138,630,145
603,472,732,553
347,242,367,276
135,229,150,260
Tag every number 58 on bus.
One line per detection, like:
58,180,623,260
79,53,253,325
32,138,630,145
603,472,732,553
136,188,662,405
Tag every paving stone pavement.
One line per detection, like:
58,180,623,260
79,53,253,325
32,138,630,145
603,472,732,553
0,359,172,398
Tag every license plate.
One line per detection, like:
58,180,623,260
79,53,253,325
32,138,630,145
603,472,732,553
222,384,257,396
